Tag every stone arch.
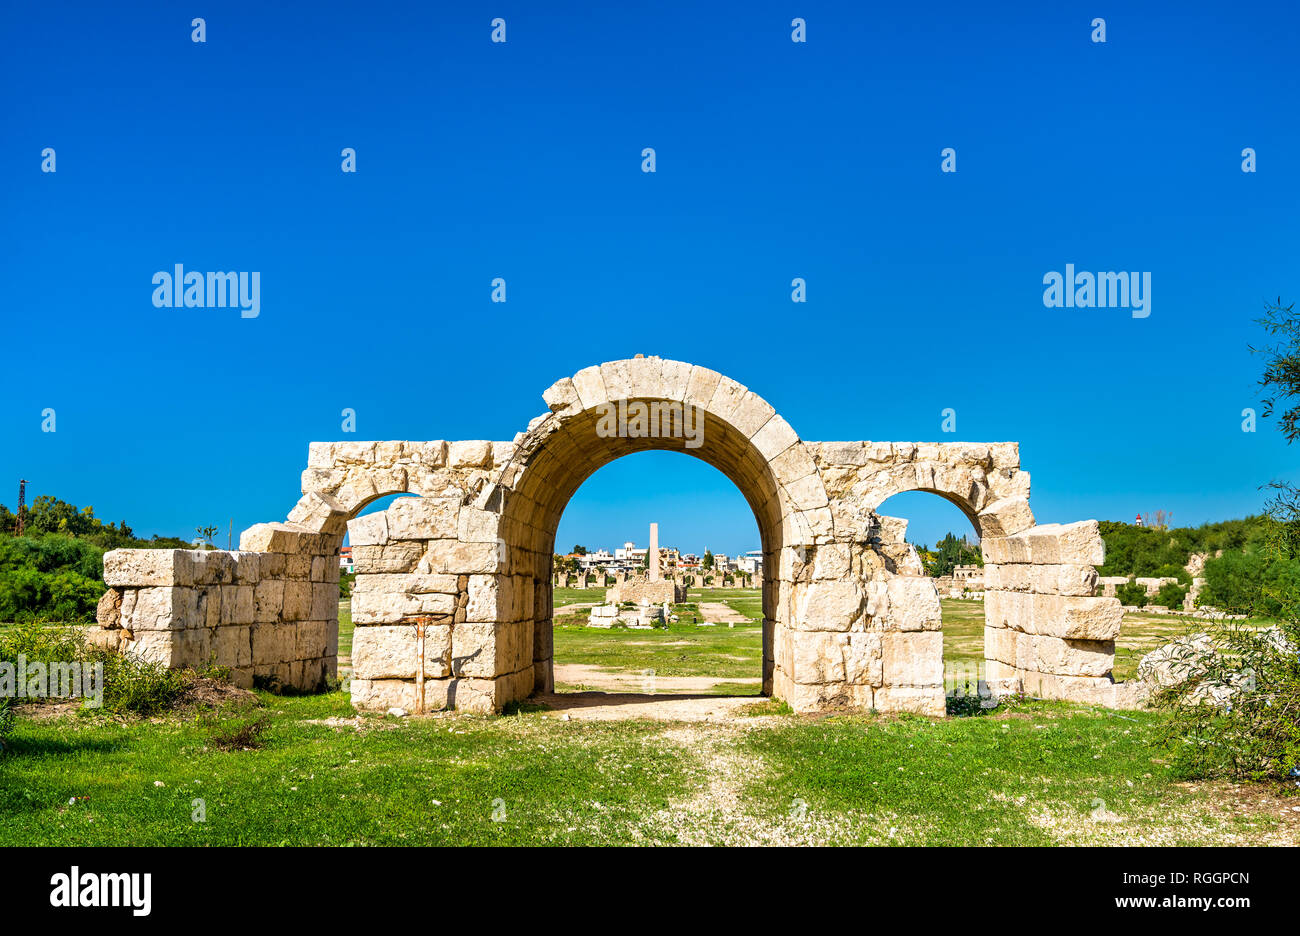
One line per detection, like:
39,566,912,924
96,359,1134,715
489,357,832,698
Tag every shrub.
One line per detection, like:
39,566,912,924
1116,581,1148,607
0,623,188,718
1152,489,1300,780
1155,581,1188,610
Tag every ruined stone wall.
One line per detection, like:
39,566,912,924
95,522,340,691
95,357,1136,716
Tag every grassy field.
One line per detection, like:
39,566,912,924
1,690,1293,845
547,592,1199,687
3,592,1295,846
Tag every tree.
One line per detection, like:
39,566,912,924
196,525,219,547
1153,298,1300,782
1254,297,1300,441
703,549,714,570
924,532,982,578
572,545,587,555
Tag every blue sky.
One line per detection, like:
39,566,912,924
1,0,1296,554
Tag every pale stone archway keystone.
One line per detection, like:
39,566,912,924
95,357,1134,716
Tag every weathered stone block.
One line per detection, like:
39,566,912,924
882,631,943,688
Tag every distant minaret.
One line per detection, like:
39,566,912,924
648,522,660,582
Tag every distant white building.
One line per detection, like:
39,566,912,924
736,551,763,574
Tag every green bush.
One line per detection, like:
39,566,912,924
1154,493,1294,785
0,622,188,718
1115,581,1148,607
1154,581,1187,610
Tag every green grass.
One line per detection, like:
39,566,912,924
738,704,1285,845
552,618,763,682
554,587,606,607
338,599,353,662
0,692,691,846
1,693,1288,845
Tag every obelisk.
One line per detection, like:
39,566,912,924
648,522,660,582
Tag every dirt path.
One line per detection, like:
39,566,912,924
553,662,759,694
533,691,766,722
698,602,751,625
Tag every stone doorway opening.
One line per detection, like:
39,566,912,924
544,451,766,717
873,490,988,708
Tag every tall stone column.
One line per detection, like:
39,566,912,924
648,522,660,582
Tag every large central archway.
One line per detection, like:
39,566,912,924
494,358,828,700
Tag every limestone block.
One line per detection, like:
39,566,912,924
448,440,492,469
386,496,459,541
240,522,314,554
810,543,851,581
882,631,943,688
424,540,504,575
542,376,582,417
310,583,337,620
347,511,389,547
232,551,261,584
844,632,883,686
253,579,285,623
251,622,296,664
790,631,846,685
884,576,942,631
215,625,253,668
1029,635,1113,678
1028,594,1123,641
981,442,1016,469
570,364,609,410
728,391,776,439
598,359,636,400
448,676,503,715
985,591,1123,641
260,552,287,578
333,441,377,464
873,686,946,717
1019,669,1118,706
96,588,123,628
683,366,721,409
977,497,1034,537
281,581,313,622
534,659,555,693
350,677,422,713
352,573,459,595
793,580,865,631
220,585,255,626
123,587,181,631
983,625,1016,666
418,441,448,467
659,359,693,401
352,625,418,679
351,542,425,573
104,549,187,587
351,590,455,625
287,491,349,536
122,629,173,665
170,628,212,669
457,505,501,544
307,441,335,468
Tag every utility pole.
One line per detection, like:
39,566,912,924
16,479,27,535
